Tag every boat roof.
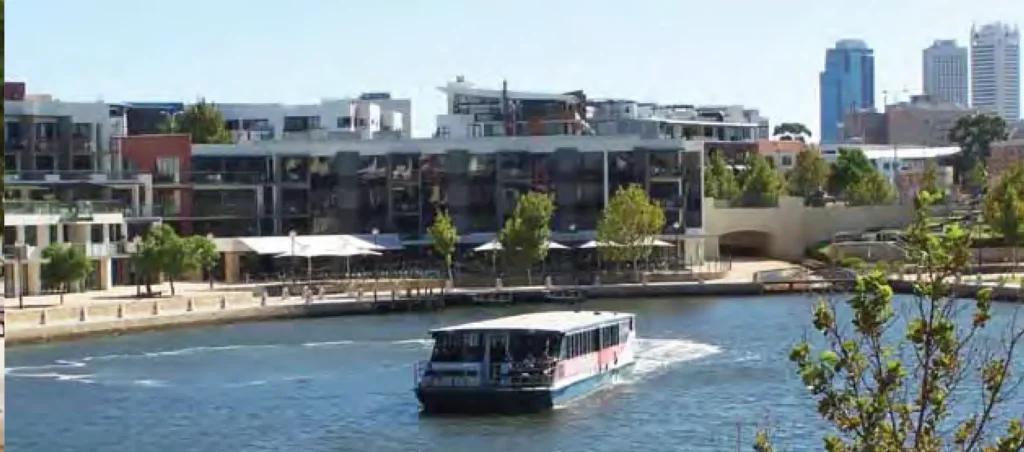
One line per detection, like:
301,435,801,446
430,311,634,334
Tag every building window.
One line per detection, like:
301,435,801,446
337,116,353,128
156,157,181,183
781,155,794,167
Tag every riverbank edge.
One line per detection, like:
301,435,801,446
5,282,770,346
13,279,1014,347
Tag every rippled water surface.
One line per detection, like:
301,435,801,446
7,295,1023,451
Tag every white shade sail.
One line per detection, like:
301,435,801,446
474,240,570,252
577,240,620,249
238,235,385,255
274,243,382,258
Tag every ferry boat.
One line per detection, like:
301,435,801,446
414,310,637,413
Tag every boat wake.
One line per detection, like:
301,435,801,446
632,338,721,379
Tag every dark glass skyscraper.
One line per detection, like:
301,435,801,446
820,39,876,144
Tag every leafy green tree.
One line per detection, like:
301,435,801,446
755,190,1024,452
984,163,1024,269
41,243,92,304
828,147,875,197
427,208,459,281
705,152,740,201
137,224,199,296
920,159,941,196
735,154,784,207
847,170,896,206
498,192,555,280
948,113,1008,184
597,184,667,272
185,235,219,289
772,122,813,142
163,98,233,144
965,157,989,195
787,149,830,198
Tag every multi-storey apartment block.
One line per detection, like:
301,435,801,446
187,136,706,243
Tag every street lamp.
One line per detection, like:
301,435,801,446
568,223,577,285
672,221,681,267
14,240,25,309
206,232,215,289
130,235,141,297
371,228,380,303
289,230,297,287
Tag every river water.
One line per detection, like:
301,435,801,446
6,295,1023,452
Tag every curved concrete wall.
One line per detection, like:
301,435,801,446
704,197,914,260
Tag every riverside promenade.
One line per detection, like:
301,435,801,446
3,260,796,345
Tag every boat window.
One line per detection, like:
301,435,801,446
431,332,484,362
591,329,599,353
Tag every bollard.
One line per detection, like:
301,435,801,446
152,301,161,316
544,275,553,289
39,309,48,325
117,303,126,319
79,306,89,322
220,296,228,310
187,298,196,312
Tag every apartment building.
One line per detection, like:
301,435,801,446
987,139,1024,180
4,200,136,296
3,83,159,226
923,39,970,106
186,136,706,244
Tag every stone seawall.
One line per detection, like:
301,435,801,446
6,281,778,346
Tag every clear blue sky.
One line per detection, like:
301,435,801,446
6,0,1022,139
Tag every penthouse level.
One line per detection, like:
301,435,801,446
179,135,705,240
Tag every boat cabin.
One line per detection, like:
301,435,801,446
417,311,635,389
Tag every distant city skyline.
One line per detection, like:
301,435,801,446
4,0,1022,141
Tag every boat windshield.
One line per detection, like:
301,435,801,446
430,332,484,362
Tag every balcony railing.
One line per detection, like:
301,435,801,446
189,171,265,185
4,170,142,183
191,203,259,217
4,200,129,218
151,203,181,217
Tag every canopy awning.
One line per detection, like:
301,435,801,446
237,235,389,255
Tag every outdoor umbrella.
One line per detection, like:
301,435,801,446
275,243,382,280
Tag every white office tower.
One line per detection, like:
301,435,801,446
923,40,969,107
970,22,1021,120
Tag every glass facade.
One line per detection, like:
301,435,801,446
820,40,876,144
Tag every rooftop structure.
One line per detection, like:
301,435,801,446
216,94,411,143
431,311,634,334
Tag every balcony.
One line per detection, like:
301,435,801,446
151,203,182,217
191,203,259,217
190,171,265,185
5,170,142,184
4,200,130,218
231,129,275,143
72,135,94,153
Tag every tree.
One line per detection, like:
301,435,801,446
756,190,1024,451
949,113,1008,184
498,192,555,280
984,163,1024,271
828,147,875,198
597,184,667,273
965,157,989,196
920,159,941,196
41,243,92,304
164,99,233,144
136,224,199,296
705,152,740,201
846,170,896,206
735,154,784,207
427,208,459,281
772,122,813,142
787,149,830,198
185,235,219,289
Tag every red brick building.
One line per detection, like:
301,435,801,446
988,139,1024,181
119,134,194,234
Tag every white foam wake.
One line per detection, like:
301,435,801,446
632,338,721,378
